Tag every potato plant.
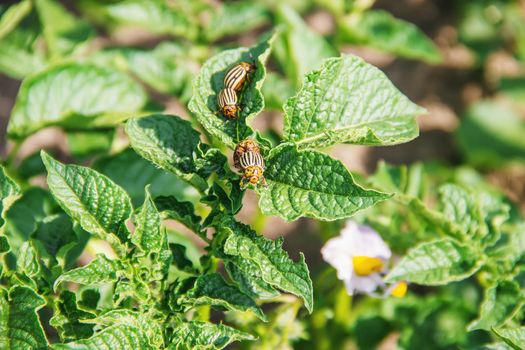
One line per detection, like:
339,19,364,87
1,1,525,349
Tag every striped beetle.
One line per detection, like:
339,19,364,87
238,150,267,187
217,88,239,119
234,139,261,170
224,62,255,92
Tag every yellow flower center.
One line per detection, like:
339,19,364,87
391,281,408,298
352,256,384,276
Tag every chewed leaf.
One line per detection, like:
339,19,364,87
283,55,425,149
8,63,147,139
189,33,274,148
385,239,482,285
258,144,390,221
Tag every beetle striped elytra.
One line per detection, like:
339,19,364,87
239,151,266,187
234,139,261,170
237,149,267,187
217,88,239,119
224,61,256,92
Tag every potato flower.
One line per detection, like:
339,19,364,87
321,221,392,295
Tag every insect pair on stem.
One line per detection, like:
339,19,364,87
216,59,267,188
217,61,255,119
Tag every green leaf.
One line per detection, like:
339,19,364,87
49,291,95,342
132,187,162,253
337,10,441,64
205,2,270,42
438,184,509,244
188,33,273,148
8,63,147,139
0,0,31,39
0,11,45,79
273,4,337,87
125,114,225,191
439,184,481,238
32,213,89,269
0,286,48,349
34,0,93,58
93,149,193,207
155,195,202,234
218,215,313,312
385,239,482,285
81,310,164,348
468,281,524,331
41,151,133,247
186,273,267,321
170,321,255,350
456,101,525,167
170,243,197,273
0,166,21,229
4,187,56,252
54,254,120,290
52,324,154,350
105,0,197,40
257,144,390,221
493,327,525,350
283,55,425,149
225,259,279,299
16,241,40,277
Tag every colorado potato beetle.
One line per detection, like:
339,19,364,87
238,150,267,187
218,88,239,119
224,61,255,92
234,139,261,170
